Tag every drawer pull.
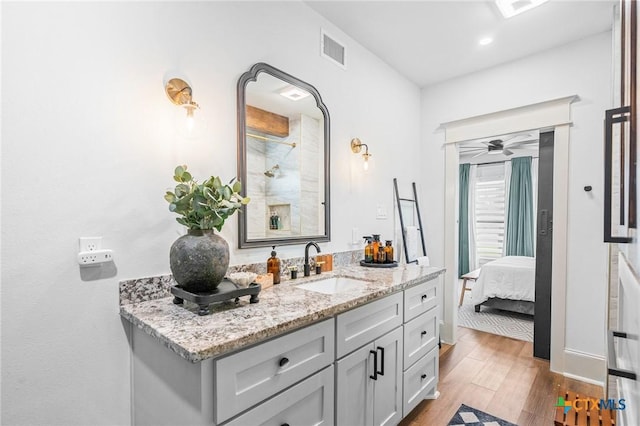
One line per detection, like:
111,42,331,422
278,357,290,367
369,350,378,380
421,294,427,302
281,423,290,426
420,330,427,336
421,373,427,380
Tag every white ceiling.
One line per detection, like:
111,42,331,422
306,0,615,87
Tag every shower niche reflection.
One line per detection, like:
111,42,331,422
247,106,320,238
238,63,330,248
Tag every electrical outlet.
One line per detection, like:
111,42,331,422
79,237,102,252
352,227,360,244
77,249,114,266
376,204,388,220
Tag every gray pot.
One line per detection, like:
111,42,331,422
169,229,230,293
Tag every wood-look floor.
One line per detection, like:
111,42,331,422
399,327,604,426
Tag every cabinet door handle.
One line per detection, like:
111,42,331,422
421,294,427,302
420,330,427,337
369,350,378,380
278,357,290,367
281,423,290,426
607,330,637,380
421,373,427,380
604,106,633,242
376,346,385,376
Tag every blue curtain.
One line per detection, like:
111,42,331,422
458,163,470,276
505,157,534,256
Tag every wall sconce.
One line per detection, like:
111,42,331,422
350,138,371,171
165,78,199,133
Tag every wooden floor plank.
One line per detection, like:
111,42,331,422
441,356,486,385
438,338,480,380
471,356,513,391
399,328,606,426
484,361,539,423
459,383,496,412
466,333,496,362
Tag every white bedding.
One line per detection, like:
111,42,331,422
470,256,536,305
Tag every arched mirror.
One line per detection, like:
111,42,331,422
237,63,330,248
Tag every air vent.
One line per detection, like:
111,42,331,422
321,30,346,69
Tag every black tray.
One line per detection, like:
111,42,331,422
170,279,261,316
360,260,398,268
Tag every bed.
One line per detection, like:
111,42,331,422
470,256,536,315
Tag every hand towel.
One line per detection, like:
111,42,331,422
416,256,430,266
405,226,419,262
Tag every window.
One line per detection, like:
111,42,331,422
474,164,506,266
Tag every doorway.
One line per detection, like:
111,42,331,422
441,95,576,374
456,130,552,358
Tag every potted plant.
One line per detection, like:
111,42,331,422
164,165,250,292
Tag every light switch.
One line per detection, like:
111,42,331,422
376,204,388,220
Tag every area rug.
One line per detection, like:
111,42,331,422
448,404,517,426
458,290,533,342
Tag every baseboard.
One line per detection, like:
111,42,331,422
439,321,452,345
563,348,606,387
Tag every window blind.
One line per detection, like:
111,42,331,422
474,164,506,266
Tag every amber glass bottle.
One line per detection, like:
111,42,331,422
364,238,374,263
267,246,281,284
384,240,394,263
377,246,386,263
371,234,381,263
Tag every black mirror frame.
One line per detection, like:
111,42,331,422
237,63,331,248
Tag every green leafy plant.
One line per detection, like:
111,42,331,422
164,165,250,231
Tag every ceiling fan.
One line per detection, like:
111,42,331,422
460,133,538,159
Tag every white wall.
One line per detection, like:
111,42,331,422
1,2,421,424
421,32,612,365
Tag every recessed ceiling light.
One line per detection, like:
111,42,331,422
278,85,311,101
495,0,549,18
479,37,493,46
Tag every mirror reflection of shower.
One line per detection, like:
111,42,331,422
264,164,280,178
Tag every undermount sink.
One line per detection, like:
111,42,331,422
296,276,370,295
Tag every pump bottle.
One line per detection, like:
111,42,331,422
267,246,281,284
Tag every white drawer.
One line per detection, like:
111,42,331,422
403,346,438,417
215,319,335,424
336,292,403,359
225,366,334,426
403,307,438,369
404,279,438,322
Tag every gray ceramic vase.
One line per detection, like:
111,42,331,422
169,229,230,293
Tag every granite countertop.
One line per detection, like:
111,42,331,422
120,263,445,363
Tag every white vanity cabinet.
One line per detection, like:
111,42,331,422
215,318,335,424
403,306,438,368
131,318,335,426
401,277,440,416
335,292,403,359
336,326,403,426
333,277,441,426
225,365,334,426
335,292,404,426
129,271,443,426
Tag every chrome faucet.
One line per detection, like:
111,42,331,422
304,242,321,276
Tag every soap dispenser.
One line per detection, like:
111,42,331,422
363,237,374,263
267,246,281,284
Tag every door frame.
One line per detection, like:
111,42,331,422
441,95,577,374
